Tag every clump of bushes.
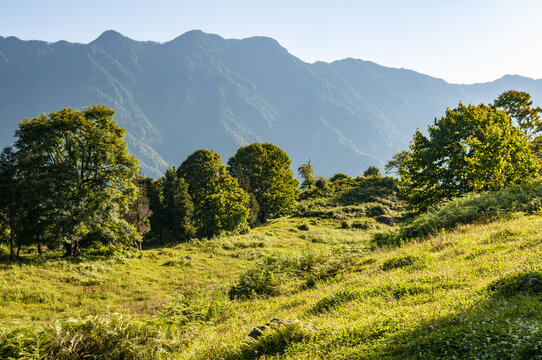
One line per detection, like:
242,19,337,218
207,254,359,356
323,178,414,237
374,182,542,247
229,265,282,300
228,251,353,299
0,313,181,360
159,290,231,325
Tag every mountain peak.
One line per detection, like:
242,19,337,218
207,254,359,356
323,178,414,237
91,30,129,45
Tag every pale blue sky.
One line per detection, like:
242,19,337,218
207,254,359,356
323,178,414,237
1,0,541,84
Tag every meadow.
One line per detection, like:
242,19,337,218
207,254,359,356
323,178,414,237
1,182,541,359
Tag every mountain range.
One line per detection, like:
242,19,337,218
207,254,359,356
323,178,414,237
1,30,542,178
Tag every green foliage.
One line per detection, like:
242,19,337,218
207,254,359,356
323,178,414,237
161,168,195,242
489,270,542,296
228,264,282,300
0,313,180,360
298,160,315,190
232,321,311,360
363,166,381,177
494,90,542,136
375,182,542,246
179,149,249,238
385,150,411,177
401,102,540,212
0,147,18,260
229,251,352,299
4,106,140,256
228,143,299,222
159,290,231,325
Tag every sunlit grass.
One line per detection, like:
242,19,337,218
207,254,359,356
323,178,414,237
1,214,541,359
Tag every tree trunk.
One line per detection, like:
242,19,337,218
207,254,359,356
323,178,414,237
71,240,80,256
64,240,80,257
9,230,15,261
37,231,42,255
16,243,21,258
9,212,15,260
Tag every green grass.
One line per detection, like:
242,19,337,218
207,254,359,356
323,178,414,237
1,211,541,359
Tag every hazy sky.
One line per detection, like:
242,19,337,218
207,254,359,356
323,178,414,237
1,0,541,84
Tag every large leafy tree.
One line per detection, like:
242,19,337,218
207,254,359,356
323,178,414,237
13,105,140,255
401,102,540,212
178,149,249,237
228,143,299,222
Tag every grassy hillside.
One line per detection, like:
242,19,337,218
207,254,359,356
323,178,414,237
1,186,542,359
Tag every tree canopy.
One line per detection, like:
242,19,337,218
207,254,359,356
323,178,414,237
228,143,299,222
3,105,140,256
178,149,249,237
401,102,540,212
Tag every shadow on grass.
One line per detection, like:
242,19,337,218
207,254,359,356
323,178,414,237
365,271,542,359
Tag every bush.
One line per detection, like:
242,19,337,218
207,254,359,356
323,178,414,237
374,182,542,247
0,313,179,360
229,265,281,300
229,251,352,299
489,270,542,297
222,321,311,360
351,219,377,230
159,290,231,324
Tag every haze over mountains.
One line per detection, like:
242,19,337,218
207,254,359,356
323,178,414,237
1,30,542,178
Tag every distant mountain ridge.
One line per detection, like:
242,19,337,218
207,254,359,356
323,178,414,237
2,30,542,178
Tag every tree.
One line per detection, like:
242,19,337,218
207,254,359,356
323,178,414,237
125,176,153,249
401,102,540,212
144,177,164,241
385,150,411,177
178,149,249,237
298,160,315,190
13,105,140,255
494,90,542,136
363,166,381,177
161,167,195,242
228,143,299,222
494,90,542,157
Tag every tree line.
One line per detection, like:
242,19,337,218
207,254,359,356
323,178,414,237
386,90,542,212
1,90,541,259
0,109,299,259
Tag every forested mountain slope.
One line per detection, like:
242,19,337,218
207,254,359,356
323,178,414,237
1,30,541,177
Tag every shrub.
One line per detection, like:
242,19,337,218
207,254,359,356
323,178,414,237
365,203,387,217
489,270,542,296
0,313,179,360
351,219,377,230
234,321,311,360
229,265,281,300
382,254,427,271
374,182,542,247
159,290,231,324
